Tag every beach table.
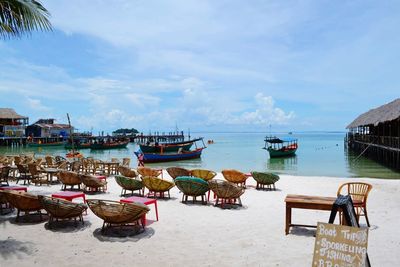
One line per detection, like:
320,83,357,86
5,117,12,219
43,167,60,184
120,196,158,226
52,191,87,214
284,194,337,235
95,175,107,190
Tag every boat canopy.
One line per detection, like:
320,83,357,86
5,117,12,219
265,137,297,143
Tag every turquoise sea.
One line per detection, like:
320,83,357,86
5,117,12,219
1,132,399,179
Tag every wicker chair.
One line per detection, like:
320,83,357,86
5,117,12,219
0,166,10,186
137,167,162,178
166,167,191,180
337,182,373,227
122,158,131,167
16,164,32,185
251,171,280,190
86,199,150,232
191,169,217,181
58,171,82,191
3,190,44,222
142,176,175,198
222,169,248,188
71,161,83,173
81,174,107,193
175,176,209,204
118,166,138,178
115,175,144,196
28,163,48,186
208,179,245,208
45,155,57,168
38,195,87,227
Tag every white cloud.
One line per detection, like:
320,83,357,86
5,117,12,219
26,98,51,112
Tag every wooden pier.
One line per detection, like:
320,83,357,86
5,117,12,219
346,99,400,171
0,137,64,147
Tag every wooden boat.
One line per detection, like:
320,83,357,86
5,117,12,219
263,137,298,158
27,141,66,147
134,148,204,163
65,142,91,149
138,138,202,153
90,140,129,150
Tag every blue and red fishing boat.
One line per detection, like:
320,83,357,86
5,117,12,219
134,148,204,163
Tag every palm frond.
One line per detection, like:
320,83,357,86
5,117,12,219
0,0,52,39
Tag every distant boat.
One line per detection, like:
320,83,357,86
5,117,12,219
90,139,129,150
134,148,204,163
27,141,66,147
263,136,298,158
138,138,203,153
65,140,91,149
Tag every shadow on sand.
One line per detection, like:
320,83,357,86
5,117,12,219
0,238,35,260
93,225,155,242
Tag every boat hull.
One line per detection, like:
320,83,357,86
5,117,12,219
139,142,193,153
27,142,65,147
65,143,91,149
267,147,297,158
135,148,203,163
90,141,129,150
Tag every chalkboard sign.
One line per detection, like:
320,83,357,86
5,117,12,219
312,222,369,267
328,195,359,228
325,194,371,267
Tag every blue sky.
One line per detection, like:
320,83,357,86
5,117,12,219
1,0,399,133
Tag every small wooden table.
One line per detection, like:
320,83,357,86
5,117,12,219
285,194,337,235
120,196,158,226
43,168,60,184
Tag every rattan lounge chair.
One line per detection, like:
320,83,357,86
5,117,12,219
175,176,209,204
250,171,280,190
0,166,10,186
142,176,175,198
38,195,87,227
115,175,144,196
28,163,49,186
208,179,245,208
81,174,107,193
337,182,373,227
58,171,82,191
190,169,216,181
166,167,191,180
137,167,162,178
118,166,138,178
222,169,248,188
16,164,32,185
3,190,44,222
86,199,149,232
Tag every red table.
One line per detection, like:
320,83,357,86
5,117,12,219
52,191,86,202
0,186,28,192
120,196,158,226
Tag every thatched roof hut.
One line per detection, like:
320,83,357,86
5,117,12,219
347,98,400,129
0,108,28,120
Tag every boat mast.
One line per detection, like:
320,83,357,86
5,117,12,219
67,113,75,155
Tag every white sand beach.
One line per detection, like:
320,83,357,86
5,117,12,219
1,173,399,267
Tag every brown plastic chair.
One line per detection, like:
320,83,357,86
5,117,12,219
337,182,373,227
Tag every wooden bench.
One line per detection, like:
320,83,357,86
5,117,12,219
285,194,337,235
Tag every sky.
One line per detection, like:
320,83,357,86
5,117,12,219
1,0,399,134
